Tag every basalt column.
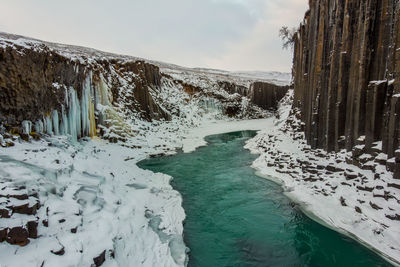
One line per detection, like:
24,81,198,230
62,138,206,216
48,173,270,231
292,0,400,169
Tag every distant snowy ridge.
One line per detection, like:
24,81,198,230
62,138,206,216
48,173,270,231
0,31,291,87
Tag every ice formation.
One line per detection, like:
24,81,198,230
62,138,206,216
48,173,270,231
27,74,100,141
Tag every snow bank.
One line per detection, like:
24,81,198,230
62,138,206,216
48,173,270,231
181,118,270,153
0,135,187,267
245,92,400,266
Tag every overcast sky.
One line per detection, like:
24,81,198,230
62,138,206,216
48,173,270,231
0,0,308,72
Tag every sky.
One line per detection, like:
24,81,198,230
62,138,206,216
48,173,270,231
0,0,308,72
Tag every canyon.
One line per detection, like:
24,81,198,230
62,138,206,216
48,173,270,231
0,32,289,266
0,0,399,266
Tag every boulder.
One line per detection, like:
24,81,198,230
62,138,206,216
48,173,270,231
6,227,29,246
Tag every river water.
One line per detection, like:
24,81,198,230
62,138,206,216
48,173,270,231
138,131,391,267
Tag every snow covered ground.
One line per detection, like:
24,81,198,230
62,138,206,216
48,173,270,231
0,111,272,267
0,137,186,267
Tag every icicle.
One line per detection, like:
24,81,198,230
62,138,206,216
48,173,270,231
89,98,97,137
51,75,99,140
45,115,53,135
81,77,91,136
35,120,44,134
68,87,78,141
76,92,82,138
97,74,111,106
60,104,68,136
21,120,32,134
43,117,47,134
52,110,59,135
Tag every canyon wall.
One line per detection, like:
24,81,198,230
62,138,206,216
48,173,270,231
0,43,168,127
0,33,289,144
249,82,289,110
292,0,400,171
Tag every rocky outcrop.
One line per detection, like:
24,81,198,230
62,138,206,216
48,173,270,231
0,45,84,125
109,60,169,121
218,80,289,111
0,42,168,130
0,185,40,246
292,1,400,172
249,82,289,110
217,81,248,96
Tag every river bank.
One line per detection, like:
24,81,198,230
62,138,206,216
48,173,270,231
139,130,392,266
245,93,400,266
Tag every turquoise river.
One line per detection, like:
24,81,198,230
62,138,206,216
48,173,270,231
138,131,391,267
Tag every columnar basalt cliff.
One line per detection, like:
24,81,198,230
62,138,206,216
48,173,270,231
292,0,400,176
249,82,289,110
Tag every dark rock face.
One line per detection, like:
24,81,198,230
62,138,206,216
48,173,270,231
1,32,291,144
292,1,400,160
249,82,289,110
218,81,248,96
109,60,170,121
6,226,29,246
93,250,106,266
0,45,84,125
0,40,170,132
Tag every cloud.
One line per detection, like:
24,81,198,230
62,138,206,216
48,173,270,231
0,0,308,72
203,0,308,71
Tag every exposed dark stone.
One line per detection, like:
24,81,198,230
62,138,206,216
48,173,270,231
306,167,319,174
385,214,400,221
30,132,41,141
369,202,383,210
388,183,400,190
356,186,374,192
361,163,375,171
51,247,65,256
27,221,38,239
0,208,10,218
0,228,8,242
6,227,29,246
224,104,241,118
344,171,357,181
19,133,30,142
340,196,347,206
8,193,29,200
326,165,342,172
304,177,319,182
374,191,396,200
8,202,38,215
93,250,106,267
355,206,362,214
